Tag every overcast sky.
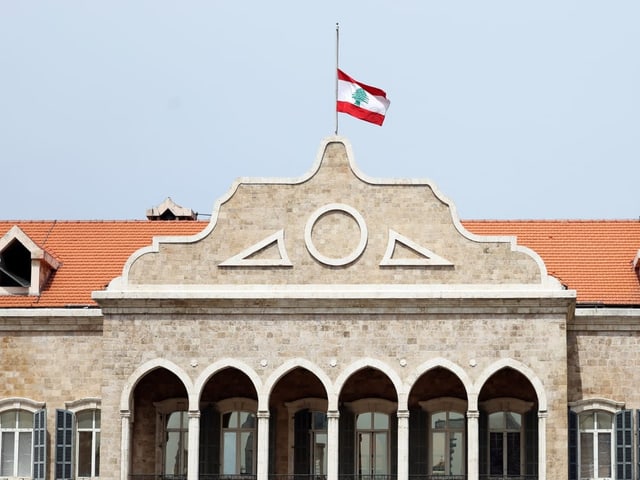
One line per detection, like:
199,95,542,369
1,1,639,221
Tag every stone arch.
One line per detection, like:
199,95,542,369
194,358,262,411
263,358,333,411
335,357,404,410
119,358,194,413
474,358,547,412
406,357,474,406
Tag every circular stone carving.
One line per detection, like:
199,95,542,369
304,203,368,266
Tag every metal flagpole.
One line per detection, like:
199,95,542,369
335,22,339,135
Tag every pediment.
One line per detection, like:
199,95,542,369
114,137,559,292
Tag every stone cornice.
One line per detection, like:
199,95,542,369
0,308,102,333
569,307,640,331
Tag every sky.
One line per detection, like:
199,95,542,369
1,1,639,221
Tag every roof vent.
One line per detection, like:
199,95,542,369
0,226,60,296
634,250,640,279
146,197,197,221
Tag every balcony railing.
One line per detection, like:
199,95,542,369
479,476,538,480
268,476,327,480
337,475,396,480
409,476,466,480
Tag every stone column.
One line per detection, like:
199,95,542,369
327,410,340,480
120,410,131,480
466,410,479,480
257,411,270,480
396,410,409,480
188,410,200,480
538,411,547,480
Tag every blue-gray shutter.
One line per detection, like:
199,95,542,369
616,410,632,480
568,409,578,480
199,405,218,475
268,408,277,476
338,407,355,476
32,409,46,480
525,409,538,477
479,411,488,477
55,409,74,480
408,408,427,476
390,411,398,476
293,409,311,475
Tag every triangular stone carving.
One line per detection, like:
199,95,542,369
219,230,292,267
380,229,454,267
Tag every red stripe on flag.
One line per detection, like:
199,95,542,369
337,101,386,126
337,69,388,99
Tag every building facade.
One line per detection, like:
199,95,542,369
1,137,639,480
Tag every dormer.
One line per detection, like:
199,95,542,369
146,197,197,221
0,226,60,296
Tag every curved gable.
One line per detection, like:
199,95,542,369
106,137,558,294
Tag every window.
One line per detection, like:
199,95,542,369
568,399,628,480
430,411,464,476
222,411,256,475
0,410,33,477
0,240,30,287
310,412,327,476
76,410,100,478
488,411,523,477
58,400,101,479
579,411,613,480
163,411,188,478
0,226,59,296
356,412,389,478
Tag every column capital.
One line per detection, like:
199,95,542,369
327,410,340,420
466,410,480,419
120,410,131,419
188,410,201,419
397,410,410,419
538,410,548,419
257,410,270,419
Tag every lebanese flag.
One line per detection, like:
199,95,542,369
337,69,390,126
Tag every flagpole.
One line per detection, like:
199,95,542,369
335,22,339,135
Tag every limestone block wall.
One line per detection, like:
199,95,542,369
125,141,543,286
568,310,640,408
99,300,569,480
0,314,103,479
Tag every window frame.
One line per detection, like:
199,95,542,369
0,398,45,479
569,398,624,480
420,397,467,477
217,398,258,476
154,398,189,479
346,398,396,478
65,398,101,480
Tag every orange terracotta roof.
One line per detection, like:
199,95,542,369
0,220,638,308
463,220,640,305
0,221,207,308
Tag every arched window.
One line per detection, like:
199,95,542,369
0,398,45,480
164,411,188,477
420,398,467,477
154,398,188,479
578,411,613,480
488,411,523,477
221,411,256,475
76,409,101,478
430,411,464,476
0,409,33,477
356,412,389,478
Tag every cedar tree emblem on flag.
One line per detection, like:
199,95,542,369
336,69,390,126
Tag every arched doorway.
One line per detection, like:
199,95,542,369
269,367,329,480
408,367,468,478
130,367,189,480
478,367,539,480
338,367,398,480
